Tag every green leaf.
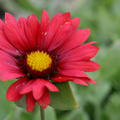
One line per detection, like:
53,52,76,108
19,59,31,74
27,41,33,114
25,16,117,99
15,97,26,109
50,82,80,110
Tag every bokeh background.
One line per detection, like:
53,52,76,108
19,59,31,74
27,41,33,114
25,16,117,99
0,0,120,120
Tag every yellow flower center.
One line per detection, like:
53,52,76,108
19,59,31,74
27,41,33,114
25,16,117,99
26,51,52,72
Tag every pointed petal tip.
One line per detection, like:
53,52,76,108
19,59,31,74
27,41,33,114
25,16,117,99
5,12,11,17
85,28,91,36
89,80,97,84
27,14,37,19
41,9,49,16
71,79,89,86
71,17,80,29
5,12,17,23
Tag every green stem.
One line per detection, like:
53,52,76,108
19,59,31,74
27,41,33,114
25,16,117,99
40,106,45,120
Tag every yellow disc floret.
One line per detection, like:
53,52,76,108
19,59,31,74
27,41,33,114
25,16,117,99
26,51,52,72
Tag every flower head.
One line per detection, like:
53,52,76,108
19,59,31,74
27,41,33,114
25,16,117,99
0,10,100,112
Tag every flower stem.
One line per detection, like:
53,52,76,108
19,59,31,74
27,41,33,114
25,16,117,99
40,106,45,120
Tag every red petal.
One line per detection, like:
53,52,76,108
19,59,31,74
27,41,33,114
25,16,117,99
20,80,34,94
52,74,72,82
57,29,90,54
6,78,28,101
34,79,59,92
44,81,59,92
71,17,80,29
0,51,24,81
47,22,73,51
5,13,17,24
32,80,45,100
21,79,58,100
60,61,100,72
0,73,24,82
62,12,71,22
43,13,64,49
83,78,96,84
52,74,96,85
64,61,100,72
58,68,90,78
26,93,36,112
24,14,39,49
3,21,27,52
38,88,50,109
0,20,20,56
37,10,50,49
3,14,39,52
33,86,45,100
71,77,96,85
60,44,99,62
62,13,80,29
41,10,50,27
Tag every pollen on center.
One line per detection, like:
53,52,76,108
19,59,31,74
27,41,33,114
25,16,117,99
26,51,52,72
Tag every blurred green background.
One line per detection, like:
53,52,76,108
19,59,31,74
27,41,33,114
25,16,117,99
0,0,120,120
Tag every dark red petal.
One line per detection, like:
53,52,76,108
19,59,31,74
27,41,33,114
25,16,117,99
6,78,28,101
26,93,36,112
38,88,50,109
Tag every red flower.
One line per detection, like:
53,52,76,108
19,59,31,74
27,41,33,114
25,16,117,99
0,10,100,112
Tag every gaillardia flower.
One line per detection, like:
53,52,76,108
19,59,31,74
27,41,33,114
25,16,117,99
0,10,100,112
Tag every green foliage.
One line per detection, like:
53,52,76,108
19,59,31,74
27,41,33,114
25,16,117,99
102,94,120,120
50,82,79,110
16,0,42,16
